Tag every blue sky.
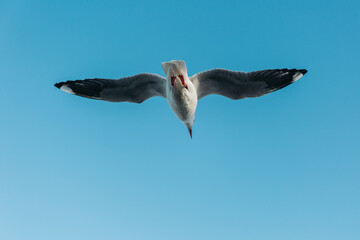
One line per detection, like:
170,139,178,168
1,0,359,239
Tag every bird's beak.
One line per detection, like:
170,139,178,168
188,128,192,139
171,76,176,87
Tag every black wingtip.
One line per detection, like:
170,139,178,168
54,82,63,89
299,69,308,75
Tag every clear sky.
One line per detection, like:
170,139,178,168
1,0,359,239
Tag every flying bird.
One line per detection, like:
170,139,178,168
54,60,307,138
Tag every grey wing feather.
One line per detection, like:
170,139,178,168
54,73,166,103
190,68,307,100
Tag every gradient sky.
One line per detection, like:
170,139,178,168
1,0,359,239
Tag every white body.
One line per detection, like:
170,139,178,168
162,60,197,130
166,74,197,127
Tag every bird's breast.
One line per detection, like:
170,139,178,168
167,82,197,122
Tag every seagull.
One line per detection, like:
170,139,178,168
54,60,307,138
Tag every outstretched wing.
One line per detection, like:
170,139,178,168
190,68,307,100
54,73,167,103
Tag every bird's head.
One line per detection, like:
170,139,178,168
161,60,187,76
161,60,188,88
